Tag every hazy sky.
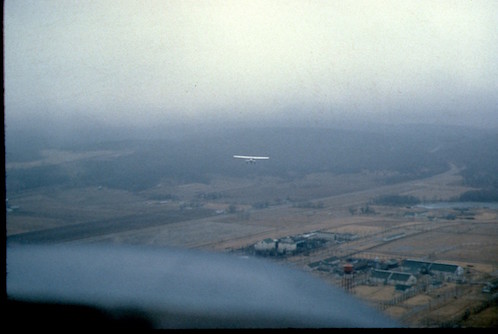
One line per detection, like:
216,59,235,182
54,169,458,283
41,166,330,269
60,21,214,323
4,0,498,129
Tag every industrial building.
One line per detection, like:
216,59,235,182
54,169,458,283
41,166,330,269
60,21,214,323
277,237,303,254
253,233,328,256
401,259,464,282
370,269,417,289
254,238,277,253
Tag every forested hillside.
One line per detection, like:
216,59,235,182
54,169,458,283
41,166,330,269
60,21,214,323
6,124,498,197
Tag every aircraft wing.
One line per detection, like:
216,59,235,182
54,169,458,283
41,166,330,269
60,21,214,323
6,244,398,329
233,155,269,160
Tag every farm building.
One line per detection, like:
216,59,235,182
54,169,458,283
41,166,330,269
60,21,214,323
370,269,417,287
378,259,399,270
308,256,340,272
311,232,337,241
254,238,277,253
254,233,327,257
348,259,370,272
277,237,305,254
401,259,464,281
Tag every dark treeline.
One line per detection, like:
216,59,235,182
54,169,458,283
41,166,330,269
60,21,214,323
458,189,498,202
5,124,498,196
372,195,421,206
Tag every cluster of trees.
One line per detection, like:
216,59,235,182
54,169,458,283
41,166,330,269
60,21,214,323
252,201,270,209
146,193,178,201
196,192,224,200
292,201,324,209
349,205,376,215
372,195,421,206
458,189,498,202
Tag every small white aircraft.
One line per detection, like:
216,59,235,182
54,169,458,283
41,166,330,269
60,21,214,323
233,155,270,164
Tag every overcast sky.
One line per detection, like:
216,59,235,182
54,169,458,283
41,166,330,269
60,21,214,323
4,0,498,130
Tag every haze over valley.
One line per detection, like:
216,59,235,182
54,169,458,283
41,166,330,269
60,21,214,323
6,122,498,200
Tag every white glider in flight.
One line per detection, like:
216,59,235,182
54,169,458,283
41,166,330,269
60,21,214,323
233,155,270,164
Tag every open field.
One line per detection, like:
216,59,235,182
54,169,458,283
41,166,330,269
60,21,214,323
6,162,498,328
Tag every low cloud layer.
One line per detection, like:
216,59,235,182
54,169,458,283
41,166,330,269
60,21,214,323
5,0,498,130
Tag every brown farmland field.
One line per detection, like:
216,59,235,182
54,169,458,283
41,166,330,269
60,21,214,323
6,155,498,328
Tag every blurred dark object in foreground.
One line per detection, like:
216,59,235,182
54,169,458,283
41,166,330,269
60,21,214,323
6,244,399,328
